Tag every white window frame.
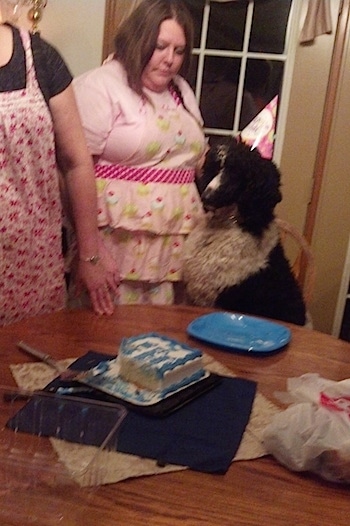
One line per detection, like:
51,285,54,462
191,0,303,164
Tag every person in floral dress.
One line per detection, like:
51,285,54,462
0,13,120,325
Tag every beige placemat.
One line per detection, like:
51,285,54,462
10,354,280,486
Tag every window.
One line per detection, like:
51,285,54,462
183,0,301,159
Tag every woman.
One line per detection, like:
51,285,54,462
0,10,120,325
73,0,207,305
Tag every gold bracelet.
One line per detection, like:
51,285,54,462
80,255,100,265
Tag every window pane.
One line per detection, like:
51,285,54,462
199,56,258,130
249,0,292,53
207,1,248,51
244,58,284,113
184,0,205,49
186,55,198,91
200,57,239,130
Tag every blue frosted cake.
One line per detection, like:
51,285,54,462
117,333,205,393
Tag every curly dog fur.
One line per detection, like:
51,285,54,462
183,138,306,326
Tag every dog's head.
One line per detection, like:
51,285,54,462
197,138,282,236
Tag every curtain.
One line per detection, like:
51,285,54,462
300,0,332,43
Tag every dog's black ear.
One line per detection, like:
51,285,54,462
236,151,282,236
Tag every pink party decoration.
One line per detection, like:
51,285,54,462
241,95,278,159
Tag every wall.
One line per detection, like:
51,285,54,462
19,0,105,76
278,2,338,234
311,9,350,335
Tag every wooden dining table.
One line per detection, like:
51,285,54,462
0,305,349,526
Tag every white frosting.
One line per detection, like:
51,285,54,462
117,334,204,392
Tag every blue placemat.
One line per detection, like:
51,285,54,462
7,351,257,474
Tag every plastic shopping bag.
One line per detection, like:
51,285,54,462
263,373,350,484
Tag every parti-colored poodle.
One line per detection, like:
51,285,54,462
183,138,306,326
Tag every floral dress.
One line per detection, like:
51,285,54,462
74,60,207,304
0,29,65,325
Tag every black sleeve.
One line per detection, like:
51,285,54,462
31,33,73,103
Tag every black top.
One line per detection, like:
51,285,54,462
0,24,72,105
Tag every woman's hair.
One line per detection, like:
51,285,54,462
114,0,194,96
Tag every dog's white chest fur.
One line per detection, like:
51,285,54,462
183,219,280,306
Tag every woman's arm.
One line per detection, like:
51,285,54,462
49,84,120,315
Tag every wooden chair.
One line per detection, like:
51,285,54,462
276,218,316,307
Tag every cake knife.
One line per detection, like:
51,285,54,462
16,340,78,378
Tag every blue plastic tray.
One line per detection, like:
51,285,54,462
187,312,291,354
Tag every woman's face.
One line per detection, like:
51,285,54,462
141,19,186,93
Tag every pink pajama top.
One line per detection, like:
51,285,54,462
73,60,207,283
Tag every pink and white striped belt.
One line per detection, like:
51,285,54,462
95,164,195,184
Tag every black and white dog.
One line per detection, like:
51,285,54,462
183,138,306,326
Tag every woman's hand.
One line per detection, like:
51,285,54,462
76,259,120,315
75,245,120,316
